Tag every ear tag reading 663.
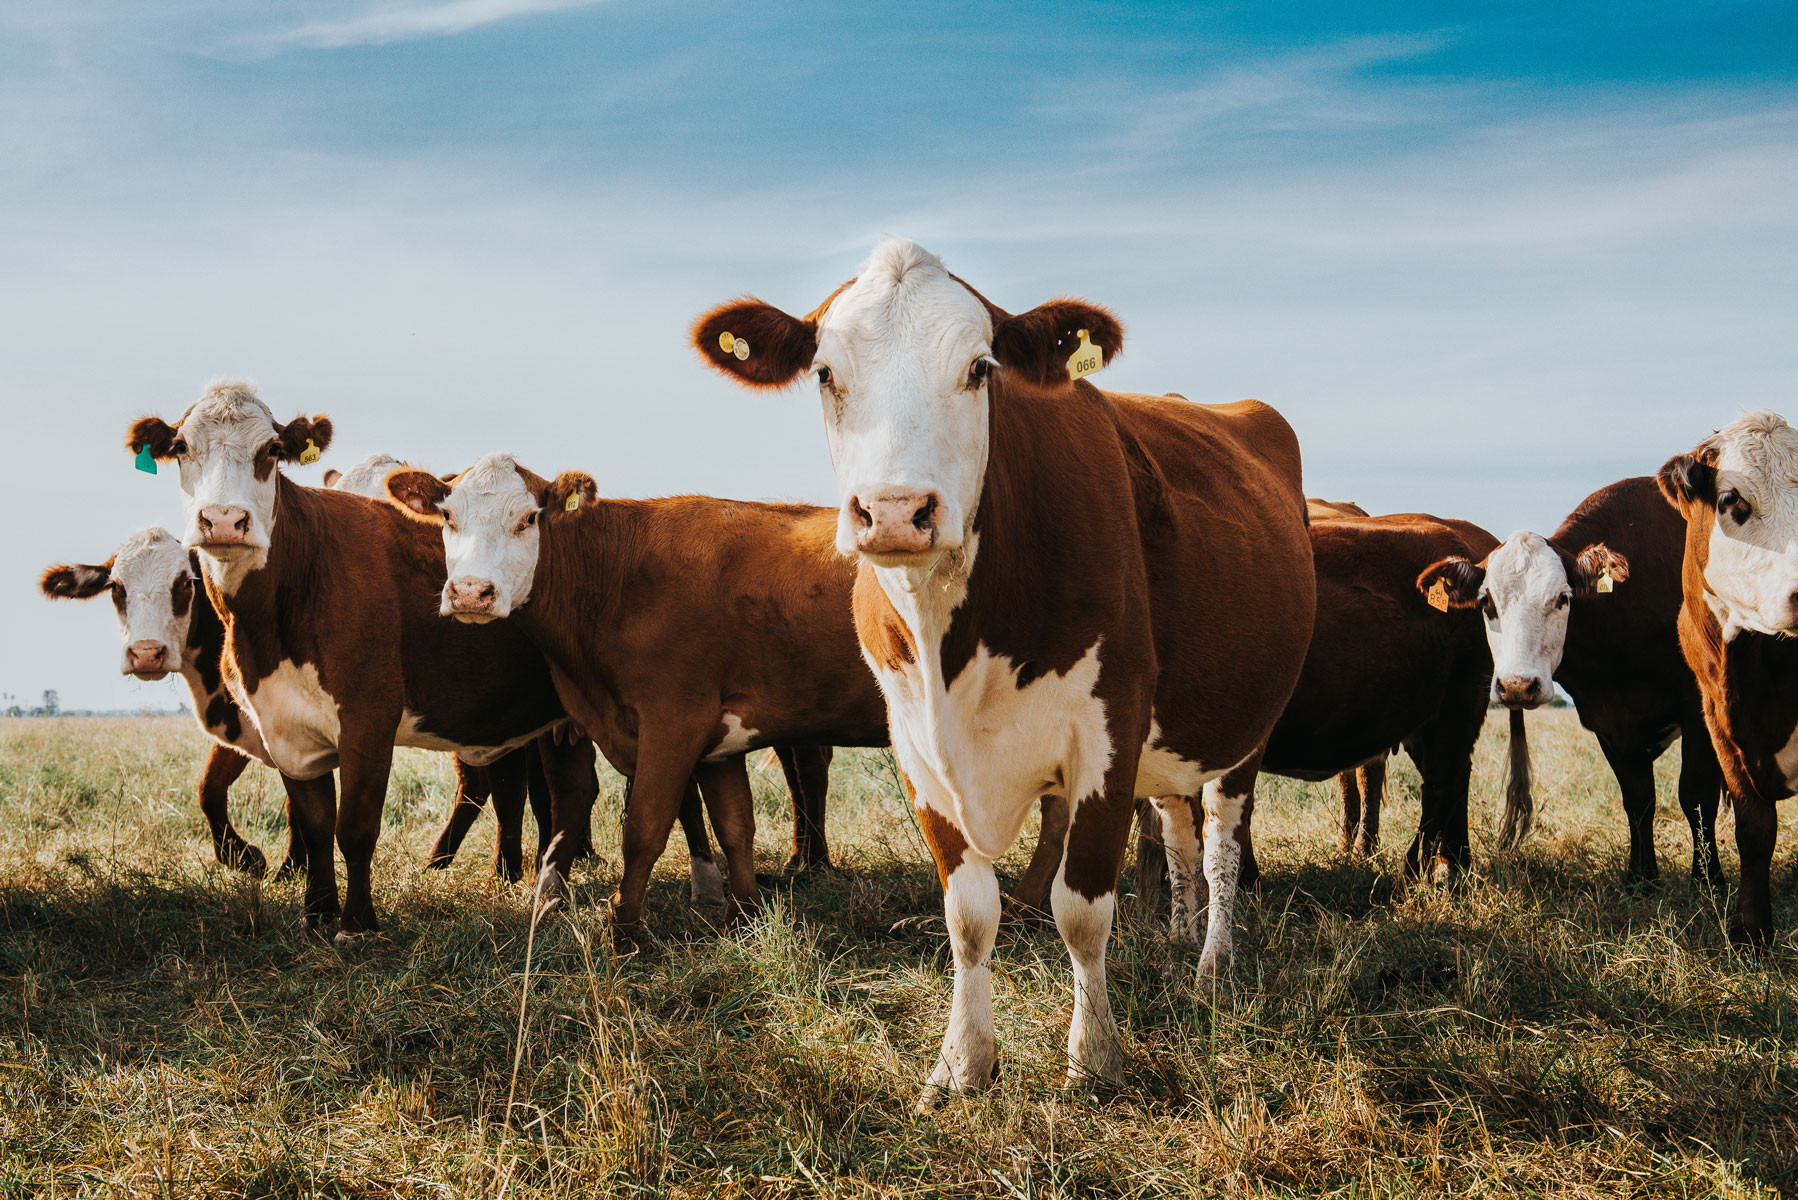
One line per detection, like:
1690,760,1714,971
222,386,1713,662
1595,566,1614,594
133,445,157,475
564,490,580,512
299,439,320,466
1427,580,1450,612
1067,329,1104,381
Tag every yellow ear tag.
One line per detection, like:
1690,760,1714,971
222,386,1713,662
564,490,580,513
1066,329,1104,381
1427,580,1450,612
1595,566,1613,594
299,439,320,466
718,330,736,355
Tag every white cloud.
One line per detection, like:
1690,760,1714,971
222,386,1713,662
254,0,611,50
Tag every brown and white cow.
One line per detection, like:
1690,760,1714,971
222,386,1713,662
125,382,600,940
1658,412,1798,946
1418,476,1726,887
693,239,1316,1104
383,456,890,942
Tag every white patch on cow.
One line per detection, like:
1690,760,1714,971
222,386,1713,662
689,854,727,906
701,712,760,763
435,453,544,618
921,852,1001,1105
1196,776,1251,994
1774,721,1798,792
1152,794,1203,946
1136,716,1220,796
169,381,288,593
328,452,406,498
246,660,341,780
1697,411,1798,639
813,239,995,562
1051,876,1125,1085
1478,531,1573,704
397,711,544,765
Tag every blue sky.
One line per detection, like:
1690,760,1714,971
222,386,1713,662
3,1,1795,709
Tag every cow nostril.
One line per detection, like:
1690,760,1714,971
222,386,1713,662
912,495,938,532
850,498,872,529
478,583,496,602
233,514,250,534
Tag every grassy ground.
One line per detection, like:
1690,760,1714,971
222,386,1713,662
3,712,1798,1198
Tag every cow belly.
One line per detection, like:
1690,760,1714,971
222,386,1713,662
1135,717,1225,796
396,711,547,765
247,660,341,780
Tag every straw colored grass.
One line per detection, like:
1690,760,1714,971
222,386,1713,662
4,711,1797,1197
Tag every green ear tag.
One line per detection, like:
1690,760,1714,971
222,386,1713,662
564,490,580,512
299,439,320,466
134,445,157,475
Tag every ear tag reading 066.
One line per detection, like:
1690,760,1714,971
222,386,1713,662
1067,329,1104,381
133,445,157,475
1595,566,1614,594
299,439,320,465
1427,580,1451,612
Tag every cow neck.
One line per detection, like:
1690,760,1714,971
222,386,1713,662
1553,477,1680,664
519,497,640,679
1719,630,1798,801
200,473,325,682
179,573,267,759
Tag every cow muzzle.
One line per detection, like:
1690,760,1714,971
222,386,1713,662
196,505,254,554
125,640,172,680
444,576,501,622
1493,674,1551,709
848,491,941,560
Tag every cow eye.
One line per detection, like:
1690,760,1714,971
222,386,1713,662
815,365,832,387
170,439,188,457
968,358,994,388
1555,592,1571,609
518,511,537,532
1718,489,1751,524
1479,594,1497,619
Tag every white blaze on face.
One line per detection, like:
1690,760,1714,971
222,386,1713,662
328,452,406,498
437,453,543,618
1699,411,1798,639
1478,531,1573,705
172,381,285,582
107,528,199,677
813,238,994,561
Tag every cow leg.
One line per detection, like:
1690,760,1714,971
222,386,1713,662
335,737,396,939
1405,717,1476,882
1336,770,1363,857
1197,754,1262,994
1134,797,1166,912
426,758,490,871
274,775,311,880
285,772,340,936
1730,793,1777,950
916,787,1002,1107
1597,734,1659,884
608,724,710,951
1011,794,1068,913
1356,756,1386,857
1151,794,1203,946
534,737,599,897
199,743,267,877
676,778,725,905
484,750,531,883
1676,722,1726,891
776,745,834,874
694,757,760,928
1054,792,1134,1089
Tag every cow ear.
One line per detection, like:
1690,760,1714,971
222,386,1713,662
542,471,598,518
41,560,113,600
1416,556,1486,609
991,299,1124,387
274,414,333,463
1572,544,1629,597
126,416,182,460
691,299,818,389
321,468,342,488
385,469,451,523
1658,448,1718,511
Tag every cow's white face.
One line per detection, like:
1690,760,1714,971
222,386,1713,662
435,454,543,622
812,239,995,567
1477,532,1571,708
170,383,287,574
328,452,406,498
1699,411,1798,639
42,528,197,680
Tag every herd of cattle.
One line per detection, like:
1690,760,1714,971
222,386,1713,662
35,238,1798,1106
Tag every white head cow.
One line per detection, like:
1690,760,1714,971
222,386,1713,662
126,381,333,589
41,527,200,680
1416,531,1629,708
689,237,1122,570
1659,409,1798,640
324,452,406,498
384,453,595,622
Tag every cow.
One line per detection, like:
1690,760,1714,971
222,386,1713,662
692,238,1316,1105
1658,411,1798,947
1014,511,1521,914
1306,497,1386,857
1417,476,1726,888
124,381,602,941
382,456,890,943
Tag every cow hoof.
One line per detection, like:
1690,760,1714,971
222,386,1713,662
1727,922,1774,955
221,842,268,878
1196,954,1234,1009
274,857,308,883
303,915,341,943
917,1052,1000,1112
688,858,727,907
1065,1042,1126,1090
333,929,377,952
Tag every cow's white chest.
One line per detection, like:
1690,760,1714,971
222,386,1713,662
874,640,1114,860
247,660,340,780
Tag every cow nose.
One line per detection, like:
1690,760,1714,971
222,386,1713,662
849,491,941,556
1494,675,1548,708
198,505,252,544
125,641,169,674
445,576,499,615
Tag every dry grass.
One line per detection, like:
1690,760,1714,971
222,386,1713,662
4,711,1798,1197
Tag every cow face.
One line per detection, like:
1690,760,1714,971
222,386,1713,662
1660,410,1798,639
41,527,198,680
386,454,595,622
1417,532,1628,708
692,238,1122,571
126,381,332,584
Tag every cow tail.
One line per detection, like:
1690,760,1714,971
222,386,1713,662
1496,707,1534,851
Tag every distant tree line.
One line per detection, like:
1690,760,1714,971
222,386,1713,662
2,689,189,718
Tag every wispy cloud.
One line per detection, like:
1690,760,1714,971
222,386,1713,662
255,0,610,50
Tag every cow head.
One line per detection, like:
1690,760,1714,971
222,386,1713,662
324,452,406,498
386,453,594,621
692,238,1122,571
1660,410,1798,639
127,381,332,586
41,527,200,681
1417,532,1628,707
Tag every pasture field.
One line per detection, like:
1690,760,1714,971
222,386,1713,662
4,712,1798,1198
